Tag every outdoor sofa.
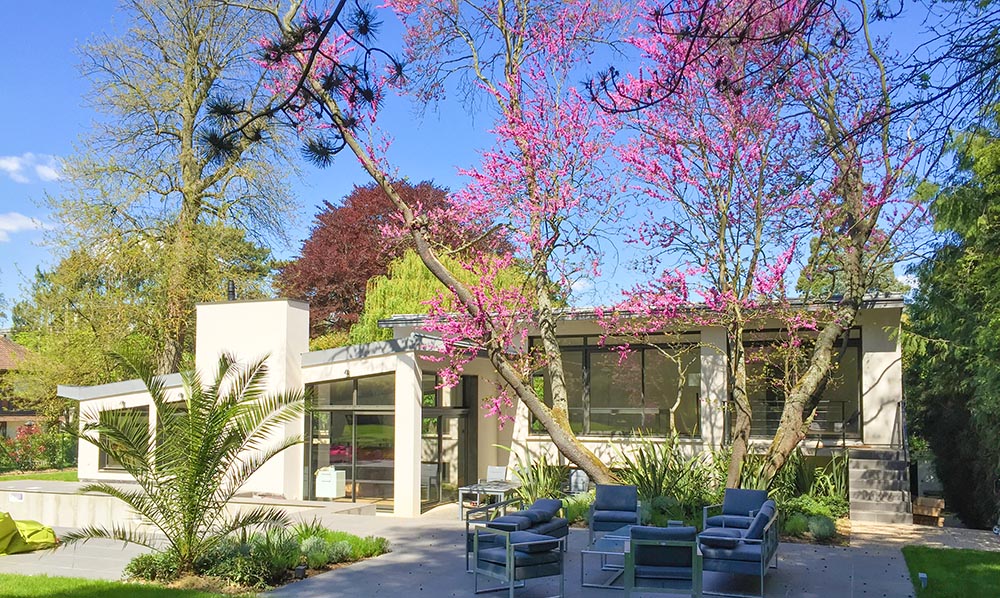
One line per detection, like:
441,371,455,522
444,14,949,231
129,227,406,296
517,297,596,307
702,488,769,530
466,497,569,571
472,527,565,598
623,524,702,598
697,499,779,598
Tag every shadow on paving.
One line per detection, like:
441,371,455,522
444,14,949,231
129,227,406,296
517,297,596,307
264,519,916,598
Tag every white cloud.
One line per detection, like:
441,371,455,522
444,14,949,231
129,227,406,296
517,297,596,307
0,153,62,184
0,212,47,243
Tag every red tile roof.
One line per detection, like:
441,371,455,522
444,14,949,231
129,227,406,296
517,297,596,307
0,336,28,370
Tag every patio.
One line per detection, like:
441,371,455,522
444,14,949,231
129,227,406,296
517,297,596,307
6,503,991,596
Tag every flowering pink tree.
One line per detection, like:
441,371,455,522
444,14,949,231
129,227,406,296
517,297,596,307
607,0,816,486
597,0,923,483
251,0,629,483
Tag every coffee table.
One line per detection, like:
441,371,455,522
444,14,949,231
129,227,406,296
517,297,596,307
580,524,633,589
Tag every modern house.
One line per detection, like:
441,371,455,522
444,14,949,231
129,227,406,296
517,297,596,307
59,297,908,519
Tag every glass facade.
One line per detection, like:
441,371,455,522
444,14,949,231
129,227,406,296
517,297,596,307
744,330,862,439
531,336,701,437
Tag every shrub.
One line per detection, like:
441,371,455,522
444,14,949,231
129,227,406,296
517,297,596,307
208,554,272,589
124,551,180,581
506,450,568,503
328,540,352,564
784,513,809,537
562,491,594,524
301,536,332,568
249,529,300,584
783,494,849,519
808,515,837,541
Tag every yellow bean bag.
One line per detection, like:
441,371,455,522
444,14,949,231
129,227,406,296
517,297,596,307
0,512,58,555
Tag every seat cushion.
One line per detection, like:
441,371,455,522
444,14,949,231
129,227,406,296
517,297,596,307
532,517,569,538
595,484,638,511
507,531,561,553
528,498,563,521
722,488,768,516
701,542,762,563
487,515,533,531
593,509,639,524
507,509,546,524
698,528,742,549
744,509,773,540
705,514,754,529
477,545,562,567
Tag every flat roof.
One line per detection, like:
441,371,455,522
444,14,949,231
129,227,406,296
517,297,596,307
300,333,457,367
377,294,907,329
58,373,183,402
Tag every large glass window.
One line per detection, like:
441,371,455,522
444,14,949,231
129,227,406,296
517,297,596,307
744,331,862,439
530,337,701,437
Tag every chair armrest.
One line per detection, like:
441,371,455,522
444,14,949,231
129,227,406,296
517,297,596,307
465,496,522,522
703,503,723,529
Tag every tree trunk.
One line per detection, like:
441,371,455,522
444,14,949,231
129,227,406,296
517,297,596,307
726,323,752,487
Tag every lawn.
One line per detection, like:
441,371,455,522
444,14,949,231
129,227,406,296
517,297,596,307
0,574,241,598
0,469,78,482
902,545,1000,598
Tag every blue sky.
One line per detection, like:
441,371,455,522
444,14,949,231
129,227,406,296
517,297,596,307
0,2,935,327
0,1,503,327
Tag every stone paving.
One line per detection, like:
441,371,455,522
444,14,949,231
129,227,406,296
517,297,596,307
1,501,998,596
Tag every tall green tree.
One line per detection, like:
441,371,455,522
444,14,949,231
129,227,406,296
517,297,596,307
907,131,1000,528
11,223,272,421
49,0,296,372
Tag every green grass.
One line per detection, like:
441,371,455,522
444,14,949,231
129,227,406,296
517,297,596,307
0,574,238,598
0,469,78,482
902,545,1000,597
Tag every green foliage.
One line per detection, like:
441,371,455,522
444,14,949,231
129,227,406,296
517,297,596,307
349,250,528,344
503,448,568,503
616,433,716,509
124,551,181,582
0,425,76,473
906,130,1000,528
783,494,844,519
807,515,837,541
327,540,353,563
300,536,332,568
0,573,239,598
62,353,305,574
784,513,810,537
562,491,594,524
248,529,299,584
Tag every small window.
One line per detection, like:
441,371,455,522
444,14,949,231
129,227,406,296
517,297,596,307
98,406,150,471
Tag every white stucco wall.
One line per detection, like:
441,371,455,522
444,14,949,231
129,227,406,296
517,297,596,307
858,306,904,446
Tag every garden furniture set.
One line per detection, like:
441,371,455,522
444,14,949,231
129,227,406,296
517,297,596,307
467,484,780,598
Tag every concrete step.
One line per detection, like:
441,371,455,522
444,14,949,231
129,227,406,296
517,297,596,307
850,489,909,503
850,499,911,514
850,510,913,524
848,459,909,472
849,448,906,461
850,468,909,484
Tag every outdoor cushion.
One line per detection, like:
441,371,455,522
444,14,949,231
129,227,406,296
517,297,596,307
528,498,563,521
477,545,562,567
700,542,763,563
507,509,546,524
744,508,773,540
705,514,755,529
631,525,696,568
722,488,769,516
758,499,777,516
0,513,58,555
487,514,533,531
698,528,742,549
595,484,638,511
593,509,640,524
532,517,569,538
507,530,561,553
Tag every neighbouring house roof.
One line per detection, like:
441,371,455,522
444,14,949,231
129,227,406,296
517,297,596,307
377,294,907,329
0,335,28,371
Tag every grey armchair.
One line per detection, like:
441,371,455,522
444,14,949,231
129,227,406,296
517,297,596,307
624,525,702,598
588,484,640,544
473,527,564,598
702,488,768,530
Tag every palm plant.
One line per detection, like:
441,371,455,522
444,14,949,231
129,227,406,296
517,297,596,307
64,352,305,574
